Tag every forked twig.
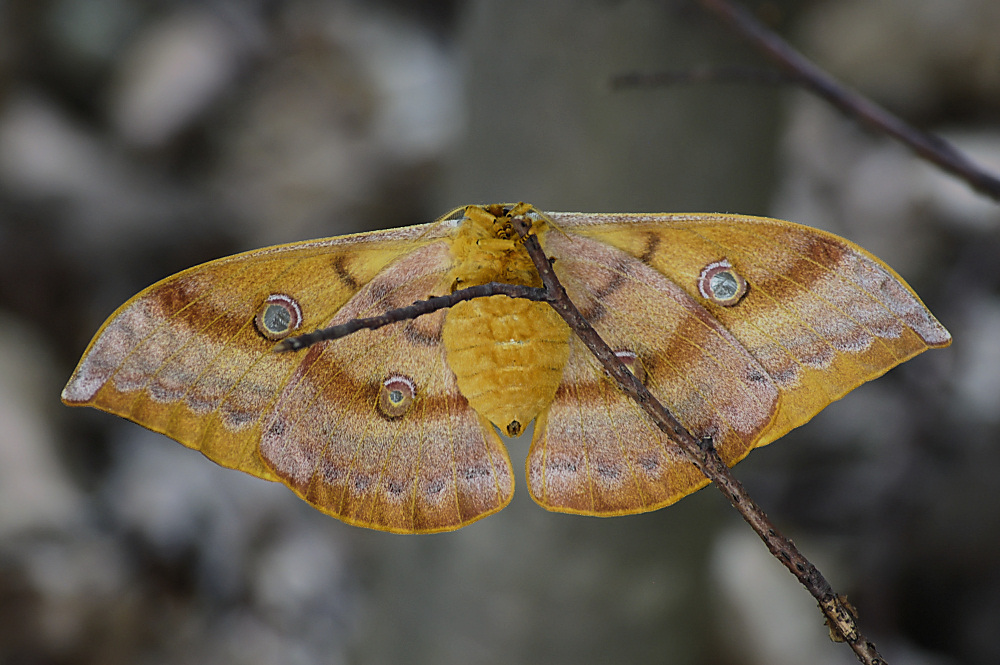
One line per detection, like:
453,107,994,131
278,214,885,665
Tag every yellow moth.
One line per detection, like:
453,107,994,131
62,204,951,533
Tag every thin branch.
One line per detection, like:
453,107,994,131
694,0,1000,202
611,64,795,89
274,282,549,352
509,216,886,665
612,0,1000,202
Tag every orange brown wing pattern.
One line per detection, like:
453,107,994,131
553,213,950,446
258,243,513,533
529,214,950,516
62,229,439,475
62,223,513,532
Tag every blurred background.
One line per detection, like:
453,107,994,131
1,0,998,663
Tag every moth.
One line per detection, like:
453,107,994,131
62,203,951,533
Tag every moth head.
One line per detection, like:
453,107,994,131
506,420,523,437
255,294,303,340
485,202,546,240
697,260,748,306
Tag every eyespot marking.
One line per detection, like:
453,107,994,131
379,375,416,418
255,294,303,340
614,350,646,384
698,260,748,306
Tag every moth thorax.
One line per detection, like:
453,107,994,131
446,206,543,291
442,295,570,437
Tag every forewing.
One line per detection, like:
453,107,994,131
552,212,950,447
61,222,513,532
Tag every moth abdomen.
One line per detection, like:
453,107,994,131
442,295,570,437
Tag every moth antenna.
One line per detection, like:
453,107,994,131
510,204,569,240
418,205,470,241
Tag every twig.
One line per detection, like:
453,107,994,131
694,0,1000,202
612,0,1000,202
611,64,795,89
275,282,549,351
509,215,886,665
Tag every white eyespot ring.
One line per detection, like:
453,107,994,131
697,260,748,306
379,375,416,418
255,294,303,340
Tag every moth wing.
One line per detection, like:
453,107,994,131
553,212,950,445
62,222,512,532
528,214,950,515
527,230,779,515
258,242,513,533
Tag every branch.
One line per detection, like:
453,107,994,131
611,64,795,89
274,282,549,351
509,216,886,665
274,214,886,664
615,0,1000,202
699,0,1000,202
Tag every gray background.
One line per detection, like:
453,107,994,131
1,1,998,664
